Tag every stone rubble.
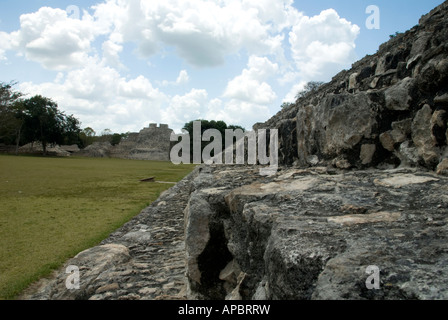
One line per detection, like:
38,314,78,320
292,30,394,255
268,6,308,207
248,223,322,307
184,165,448,300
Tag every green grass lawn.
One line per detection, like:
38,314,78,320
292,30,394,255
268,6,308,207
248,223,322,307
0,154,196,300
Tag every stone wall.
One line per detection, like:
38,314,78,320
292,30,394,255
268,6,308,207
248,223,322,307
255,1,448,172
184,165,448,300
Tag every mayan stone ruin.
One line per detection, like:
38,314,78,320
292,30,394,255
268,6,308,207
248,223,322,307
20,1,448,300
78,123,174,161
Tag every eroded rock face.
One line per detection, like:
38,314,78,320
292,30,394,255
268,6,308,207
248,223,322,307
256,1,448,172
184,165,448,300
296,92,378,167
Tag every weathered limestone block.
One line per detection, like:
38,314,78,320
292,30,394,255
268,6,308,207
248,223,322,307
392,119,412,137
323,93,377,156
370,77,380,89
360,144,376,165
396,141,420,166
436,59,448,82
412,104,440,166
410,32,432,60
436,158,448,175
380,127,407,152
31,244,131,300
296,93,377,167
184,192,212,286
380,132,397,152
375,52,392,75
431,110,447,146
186,166,448,300
333,157,352,169
348,72,359,91
384,77,416,111
434,93,448,106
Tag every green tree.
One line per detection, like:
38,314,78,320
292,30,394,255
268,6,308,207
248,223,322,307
295,81,325,101
280,102,293,109
389,31,401,39
1,83,83,153
22,95,66,155
79,127,96,147
0,82,25,150
83,127,96,137
101,128,112,136
62,114,82,146
110,133,122,146
227,124,245,132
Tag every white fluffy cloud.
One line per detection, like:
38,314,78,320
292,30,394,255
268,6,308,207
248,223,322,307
160,70,190,87
0,31,10,60
161,89,209,131
2,1,362,133
101,40,124,69
224,56,278,104
93,0,294,67
206,55,279,129
19,58,169,133
289,8,360,81
8,7,105,70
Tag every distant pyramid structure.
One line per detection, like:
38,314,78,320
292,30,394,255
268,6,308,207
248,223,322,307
79,124,174,161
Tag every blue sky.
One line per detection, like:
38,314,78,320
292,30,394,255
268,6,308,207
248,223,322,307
0,0,444,133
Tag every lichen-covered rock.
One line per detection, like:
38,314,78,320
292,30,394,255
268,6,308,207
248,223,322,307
77,141,112,158
412,104,440,167
385,77,416,111
184,165,448,300
296,92,378,167
437,158,448,175
256,1,448,171
23,244,131,300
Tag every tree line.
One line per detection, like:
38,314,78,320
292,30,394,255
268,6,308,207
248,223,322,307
280,81,325,109
0,82,128,155
0,82,83,155
1,82,247,157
